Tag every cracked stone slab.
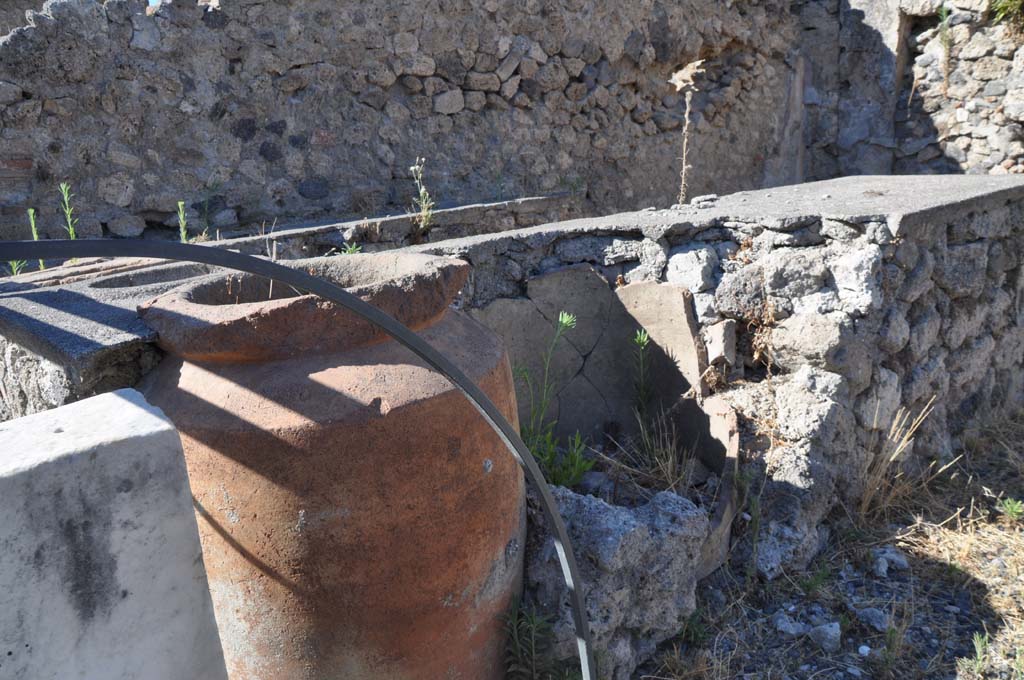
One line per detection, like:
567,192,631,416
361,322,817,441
615,281,708,398
469,296,583,429
527,265,617,356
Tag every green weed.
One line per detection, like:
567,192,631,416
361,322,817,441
880,625,904,673
633,328,652,417
505,599,561,680
410,157,435,241
959,631,990,676
177,201,188,243
58,182,78,240
531,430,593,487
516,311,593,488
798,563,831,598
938,4,953,95
994,0,1024,25
199,182,221,234
27,208,44,271
679,610,709,646
998,497,1024,522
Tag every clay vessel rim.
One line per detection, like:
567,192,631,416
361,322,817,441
136,253,470,360
142,252,467,320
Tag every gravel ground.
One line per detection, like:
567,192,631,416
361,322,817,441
635,412,1024,680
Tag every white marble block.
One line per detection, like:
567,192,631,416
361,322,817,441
0,389,227,680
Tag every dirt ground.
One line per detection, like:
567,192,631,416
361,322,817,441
637,410,1024,680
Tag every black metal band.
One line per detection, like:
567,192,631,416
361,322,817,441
0,239,596,678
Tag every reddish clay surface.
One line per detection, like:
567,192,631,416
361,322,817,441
140,254,525,679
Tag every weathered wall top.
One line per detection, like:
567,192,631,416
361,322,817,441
413,174,1024,259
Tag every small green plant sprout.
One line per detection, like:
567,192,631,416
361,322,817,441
200,181,221,234
994,0,1024,26
938,3,953,95
6,259,27,276
27,208,44,271
998,497,1024,522
505,598,558,680
320,241,361,256
515,310,594,487
881,625,903,672
520,311,576,442
556,174,585,196
633,328,652,416
958,631,990,676
678,610,709,646
177,201,189,243
938,3,952,37
526,430,594,487
58,182,78,239
545,431,592,488
798,563,831,598
409,156,435,240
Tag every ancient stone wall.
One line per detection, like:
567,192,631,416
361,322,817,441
796,0,1024,179
897,2,1024,176
4,0,1024,240
0,0,800,241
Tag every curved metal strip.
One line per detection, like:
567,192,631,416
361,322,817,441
0,239,597,679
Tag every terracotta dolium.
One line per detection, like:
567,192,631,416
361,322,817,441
139,254,525,679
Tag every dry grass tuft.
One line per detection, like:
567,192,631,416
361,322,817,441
642,629,740,680
884,408,1024,677
600,408,698,497
965,406,1024,479
700,364,728,393
671,59,706,206
858,396,958,524
898,501,1024,677
748,298,776,372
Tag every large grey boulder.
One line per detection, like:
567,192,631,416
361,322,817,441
525,487,710,680
721,366,859,580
